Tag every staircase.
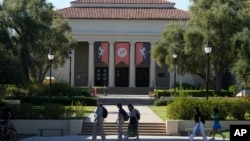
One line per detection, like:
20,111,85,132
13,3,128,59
96,87,151,95
80,122,167,136
99,97,155,105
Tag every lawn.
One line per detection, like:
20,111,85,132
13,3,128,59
149,106,168,121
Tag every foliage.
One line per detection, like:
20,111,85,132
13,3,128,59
0,0,77,85
152,0,250,90
153,98,174,106
9,103,86,119
166,97,250,120
155,89,233,98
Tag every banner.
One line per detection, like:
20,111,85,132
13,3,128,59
115,42,130,65
136,42,151,65
94,42,109,65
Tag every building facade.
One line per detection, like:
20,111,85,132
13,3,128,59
55,0,191,88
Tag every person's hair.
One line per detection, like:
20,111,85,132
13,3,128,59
214,107,219,113
117,103,122,108
194,106,201,114
128,104,134,109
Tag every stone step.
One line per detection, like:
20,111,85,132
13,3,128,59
81,122,167,136
95,87,152,95
99,98,155,105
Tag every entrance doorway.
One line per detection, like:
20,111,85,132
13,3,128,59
95,67,108,86
115,68,129,87
136,68,149,87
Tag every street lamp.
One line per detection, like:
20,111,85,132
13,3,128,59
68,50,73,86
204,42,212,100
48,50,54,104
172,53,177,96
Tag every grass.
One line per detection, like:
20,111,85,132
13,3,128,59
149,106,167,121
214,131,229,139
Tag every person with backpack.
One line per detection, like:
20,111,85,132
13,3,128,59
126,104,139,140
189,106,207,141
116,103,129,141
92,100,106,141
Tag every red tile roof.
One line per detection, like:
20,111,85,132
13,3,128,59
58,0,190,20
71,0,173,4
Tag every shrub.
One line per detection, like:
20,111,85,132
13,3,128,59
229,98,249,120
153,98,173,106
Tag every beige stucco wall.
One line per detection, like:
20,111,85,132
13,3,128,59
12,120,83,135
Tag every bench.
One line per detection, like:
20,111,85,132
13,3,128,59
186,128,213,136
38,128,64,136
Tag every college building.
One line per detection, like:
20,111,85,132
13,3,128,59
55,0,193,88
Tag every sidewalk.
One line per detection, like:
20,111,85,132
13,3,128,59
20,135,223,141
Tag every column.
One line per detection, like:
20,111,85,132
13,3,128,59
71,50,75,86
129,41,136,87
88,41,94,87
108,41,115,87
150,42,156,88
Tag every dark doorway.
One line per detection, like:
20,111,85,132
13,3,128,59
136,68,149,87
115,68,129,87
95,67,108,86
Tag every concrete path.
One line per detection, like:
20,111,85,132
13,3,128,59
20,135,226,141
84,105,164,123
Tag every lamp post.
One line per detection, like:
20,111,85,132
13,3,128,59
68,50,73,86
172,53,177,96
48,50,54,104
204,42,212,100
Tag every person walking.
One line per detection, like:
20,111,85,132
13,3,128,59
116,103,128,141
211,107,226,141
92,101,106,141
189,106,207,141
127,104,139,140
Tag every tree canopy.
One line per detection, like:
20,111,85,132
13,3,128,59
152,0,250,90
0,0,77,85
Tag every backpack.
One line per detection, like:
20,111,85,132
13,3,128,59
120,109,129,121
201,115,205,124
135,109,140,120
102,106,108,118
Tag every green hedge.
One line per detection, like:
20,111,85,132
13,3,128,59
166,97,250,120
155,90,233,98
9,103,85,119
4,96,97,106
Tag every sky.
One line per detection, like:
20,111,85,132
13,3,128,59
47,0,190,10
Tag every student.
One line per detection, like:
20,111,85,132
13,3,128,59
127,104,139,140
116,103,128,141
211,107,226,141
189,107,207,141
92,101,106,141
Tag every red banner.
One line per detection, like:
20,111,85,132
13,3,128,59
115,42,130,65
100,42,109,65
136,42,144,65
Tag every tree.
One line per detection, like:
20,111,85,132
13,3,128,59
152,0,250,90
0,0,77,85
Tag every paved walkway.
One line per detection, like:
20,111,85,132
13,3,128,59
20,94,229,141
20,135,224,141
